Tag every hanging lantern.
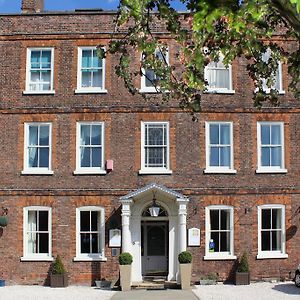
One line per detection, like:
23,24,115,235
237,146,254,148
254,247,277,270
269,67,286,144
149,192,160,217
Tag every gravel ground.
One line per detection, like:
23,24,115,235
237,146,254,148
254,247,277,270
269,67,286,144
193,281,300,300
0,285,116,300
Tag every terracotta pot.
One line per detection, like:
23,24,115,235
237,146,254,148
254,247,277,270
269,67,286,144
179,263,192,289
119,265,131,291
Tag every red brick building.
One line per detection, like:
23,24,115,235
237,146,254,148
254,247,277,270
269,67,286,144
0,0,299,286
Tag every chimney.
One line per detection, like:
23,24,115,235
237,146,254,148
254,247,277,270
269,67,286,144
21,0,44,13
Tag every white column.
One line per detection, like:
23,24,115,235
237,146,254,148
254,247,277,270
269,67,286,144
121,199,132,253
178,199,187,253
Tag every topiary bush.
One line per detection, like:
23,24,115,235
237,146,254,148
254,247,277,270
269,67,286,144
237,252,249,273
51,255,67,275
178,251,192,264
119,252,133,265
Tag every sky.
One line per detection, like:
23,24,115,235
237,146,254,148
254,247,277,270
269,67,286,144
0,0,186,13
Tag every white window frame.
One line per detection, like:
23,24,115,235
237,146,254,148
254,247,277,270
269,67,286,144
74,206,107,261
257,49,285,95
22,122,53,175
257,204,288,259
204,121,236,174
24,48,55,94
204,54,235,94
140,47,169,93
75,47,107,94
139,121,172,174
204,205,236,260
21,206,53,261
256,122,287,173
74,122,106,175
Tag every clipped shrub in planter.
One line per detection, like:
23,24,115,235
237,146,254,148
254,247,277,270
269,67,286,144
119,252,133,291
178,251,192,290
50,255,68,288
199,272,218,285
235,252,250,285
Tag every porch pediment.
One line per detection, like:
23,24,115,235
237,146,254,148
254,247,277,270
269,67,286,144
119,183,188,202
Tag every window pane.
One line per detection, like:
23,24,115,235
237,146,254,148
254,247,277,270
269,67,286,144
93,51,102,68
38,233,49,253
28,232,37,253
272,231,281,251
31,51,40,68
220,146,230,167
28,211,37,231
82,50,92,68
220,210,230,230
220,232,230,252
271,147,282,167
271,125,281,144
261,147,271,166
216,69,229,89
29,126,38,145
210,210,219,230
262,209,271,229
39,126,49,146
272,209,281,229
41,51,51,68
91,125,101,145
40,70,51,83
28,148,38,167
91,147,101,167
91,211,98,231
210,147,219,166
210,124,219,144
148,127,163,145
92,70,102,87
261,231,270,251
80,125,90,145
80,147,91,167
38,211,48,231
39,148,49,168
80,233,90,253
91,233,99,253
220,124,230,144
30,70,40,82
82,71,92,87
261,125,270,145
148,147,163,166
210,232,220,252
80,211,90,231
145,69,155,87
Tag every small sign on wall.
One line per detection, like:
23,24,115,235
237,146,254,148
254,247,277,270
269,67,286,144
109,229,121,247
188,228,200,246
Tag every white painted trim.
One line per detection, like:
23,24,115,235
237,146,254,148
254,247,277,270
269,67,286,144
22,206,52,260
23,91,55,95
22,122,53,174
75,206,106,260
205,89,235,94
205,205,235,258
140,121,171,173
75,122,105,174
25,47,55,93
140,47,169,93
257,204,287,258
205,121,235,172
77,46,106,92
257,122,286,172
75,89,108,94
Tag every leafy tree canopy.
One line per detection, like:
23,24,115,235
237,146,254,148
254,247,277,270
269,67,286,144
100,0,300,114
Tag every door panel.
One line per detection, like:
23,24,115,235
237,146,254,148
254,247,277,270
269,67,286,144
142,222,168,275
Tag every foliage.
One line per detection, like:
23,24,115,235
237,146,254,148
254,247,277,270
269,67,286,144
119,252,133,265
100,0,299,115
200,272,219,281
237,252,250,273
178,251,192,264
51,255,67,275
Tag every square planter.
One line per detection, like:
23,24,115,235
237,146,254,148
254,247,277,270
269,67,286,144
95,280,112,289
50,273,68,288
235,272,250,285
119,265,131,291
0,279,5,287
179,263,192,290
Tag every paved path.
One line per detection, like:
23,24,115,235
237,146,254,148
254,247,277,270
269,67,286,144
111,289,199,300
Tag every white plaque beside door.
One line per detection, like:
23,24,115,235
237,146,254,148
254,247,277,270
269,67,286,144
188,228,200,246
